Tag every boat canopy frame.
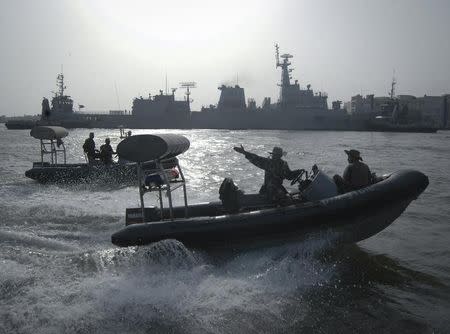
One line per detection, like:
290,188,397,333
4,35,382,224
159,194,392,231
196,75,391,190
38,138,67,165
116,133,191,223
136,157,188,222
30,126,69,165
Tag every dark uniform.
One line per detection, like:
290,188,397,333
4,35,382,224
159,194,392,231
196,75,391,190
41,97,50,119
83,136,97,163
334,149,372,193
235,146,300,203
343,161,371,189
100,141,114,165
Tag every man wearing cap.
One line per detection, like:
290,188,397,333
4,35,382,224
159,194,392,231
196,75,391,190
82,132,99,164
333,149,372,193
234,145,302,203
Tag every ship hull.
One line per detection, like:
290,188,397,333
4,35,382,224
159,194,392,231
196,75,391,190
5,110,437,133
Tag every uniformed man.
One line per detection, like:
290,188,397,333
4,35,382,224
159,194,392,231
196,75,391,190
234,145,302,203
41,97,50,119
99,138,115,165
333,149,372,193
83,132,98,164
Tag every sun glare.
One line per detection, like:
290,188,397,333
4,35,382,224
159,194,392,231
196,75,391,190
75,0,264,56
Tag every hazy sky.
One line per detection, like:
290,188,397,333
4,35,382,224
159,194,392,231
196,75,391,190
1,0,449,116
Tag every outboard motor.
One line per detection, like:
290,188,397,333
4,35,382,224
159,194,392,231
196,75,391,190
219,178,242,213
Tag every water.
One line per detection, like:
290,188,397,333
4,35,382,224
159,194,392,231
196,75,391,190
1,126,449,333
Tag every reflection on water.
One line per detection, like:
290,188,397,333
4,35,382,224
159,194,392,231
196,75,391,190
0,127,449,333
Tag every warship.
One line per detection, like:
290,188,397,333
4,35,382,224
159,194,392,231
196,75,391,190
5,73,97,129
192,44,354,130
4,45,439,132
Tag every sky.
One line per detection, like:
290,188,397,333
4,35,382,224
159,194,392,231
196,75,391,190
1,0,449,116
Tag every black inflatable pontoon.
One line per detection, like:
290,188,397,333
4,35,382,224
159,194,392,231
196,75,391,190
25,128,189,184
111,146,429,249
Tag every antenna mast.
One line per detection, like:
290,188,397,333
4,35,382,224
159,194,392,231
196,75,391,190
275,43,280,68
389,70,397,99
56,73,66,97
180,82,197,109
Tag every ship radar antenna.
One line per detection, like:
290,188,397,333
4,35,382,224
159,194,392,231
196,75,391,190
389,69,397,99
56,72,66,97
275,43,280,68
180,81,197,108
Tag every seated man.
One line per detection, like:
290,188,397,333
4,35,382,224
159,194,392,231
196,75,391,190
333,149,372,194
234,145,302,204
99,138,115,165
82,132,99,164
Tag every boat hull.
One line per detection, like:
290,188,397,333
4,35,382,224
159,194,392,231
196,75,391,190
111,170,429,248
25,163,138,184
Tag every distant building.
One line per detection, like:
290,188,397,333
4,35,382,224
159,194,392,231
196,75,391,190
407,95,446,127
348,93,450,127
349,94,374,114
343,101,352,113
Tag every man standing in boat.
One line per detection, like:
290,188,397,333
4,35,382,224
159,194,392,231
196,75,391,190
83,132,99,164
234,145,302,203
41,97,51,119
100,138,115,165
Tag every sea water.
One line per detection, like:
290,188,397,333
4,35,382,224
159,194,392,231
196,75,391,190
1,127,449,333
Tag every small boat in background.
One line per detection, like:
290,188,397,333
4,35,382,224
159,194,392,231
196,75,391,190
119,125,132,139
111,135,429,249
24,126,177,184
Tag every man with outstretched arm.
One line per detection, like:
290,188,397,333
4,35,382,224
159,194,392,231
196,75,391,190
234,145,302,203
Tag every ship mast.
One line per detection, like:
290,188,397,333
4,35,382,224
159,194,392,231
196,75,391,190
56,73,66,97
275,43,293,107
180,82,196,110
389,70,396,99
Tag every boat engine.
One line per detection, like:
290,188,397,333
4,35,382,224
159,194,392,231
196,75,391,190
291,165,339,201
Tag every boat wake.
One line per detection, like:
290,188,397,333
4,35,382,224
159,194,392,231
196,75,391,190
1,236,339,334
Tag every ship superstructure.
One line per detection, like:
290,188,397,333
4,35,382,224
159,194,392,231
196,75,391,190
5,45,442,131
275,44,328,111
50,73,74,115
132,89,190,118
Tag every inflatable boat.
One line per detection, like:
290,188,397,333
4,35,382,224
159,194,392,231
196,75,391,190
110,134,429,249
25,126,188,184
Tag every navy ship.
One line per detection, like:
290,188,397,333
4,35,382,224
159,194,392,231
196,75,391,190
5,45,439,132
192,44,354,130
5,73,96,129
